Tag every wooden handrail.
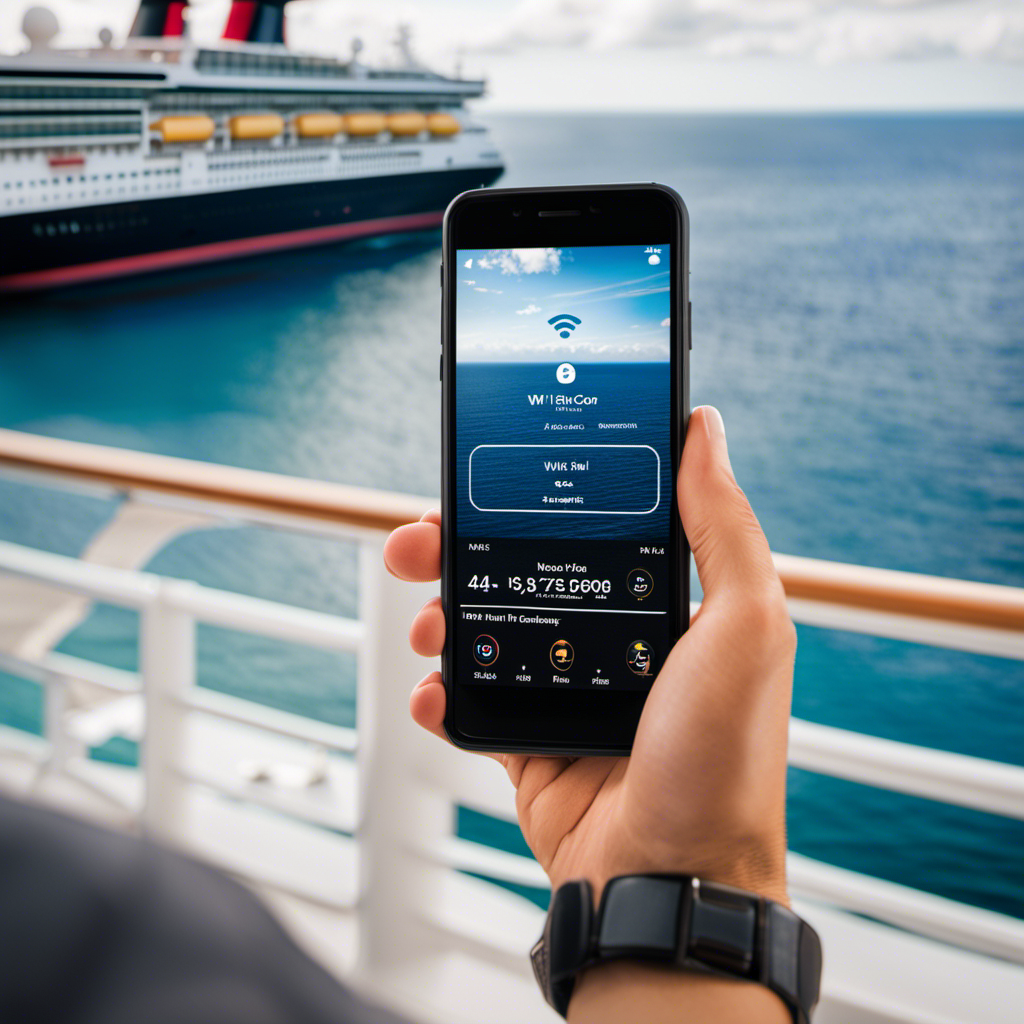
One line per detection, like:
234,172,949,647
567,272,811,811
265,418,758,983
0,427,430,533
2,428,1023,632
774,553,1024,633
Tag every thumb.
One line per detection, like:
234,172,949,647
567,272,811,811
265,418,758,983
678,406,781,607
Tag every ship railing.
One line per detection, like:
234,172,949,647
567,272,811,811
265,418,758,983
0,428,1022,1021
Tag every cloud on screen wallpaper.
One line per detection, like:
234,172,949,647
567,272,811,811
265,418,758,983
455,245,671,364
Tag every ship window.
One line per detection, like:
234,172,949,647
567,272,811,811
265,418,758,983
32,224,41,236
70,221,79,233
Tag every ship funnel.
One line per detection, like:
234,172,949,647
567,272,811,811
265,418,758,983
223,1,288,45
129,1,189,38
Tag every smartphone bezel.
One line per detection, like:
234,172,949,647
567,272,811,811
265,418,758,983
441,183,690,755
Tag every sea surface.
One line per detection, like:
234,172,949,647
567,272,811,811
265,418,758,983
1,114,1022,918
457,362,672,537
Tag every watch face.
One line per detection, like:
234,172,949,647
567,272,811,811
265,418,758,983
536,875,821,1022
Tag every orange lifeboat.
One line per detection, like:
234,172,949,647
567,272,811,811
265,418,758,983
386,112,427,137
294,112,344,138
150,116,215,143
343,112,386,137
426,113,460,136
229,114,285,140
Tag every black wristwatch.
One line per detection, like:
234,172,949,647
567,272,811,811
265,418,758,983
530,875,822,1022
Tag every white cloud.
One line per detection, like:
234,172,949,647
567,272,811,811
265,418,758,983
464,279,476,284
516,303,543,315
470,1,1024,63
478,248,563,274
5,1,1019,72
661,317,671,326
474,286,503,293
458,333,671,361
549,270,667,299
464,258,473,268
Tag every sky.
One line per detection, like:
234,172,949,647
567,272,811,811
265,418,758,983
2,0,1023,111
456,245,672,362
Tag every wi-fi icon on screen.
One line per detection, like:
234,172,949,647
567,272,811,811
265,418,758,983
548,314,581,339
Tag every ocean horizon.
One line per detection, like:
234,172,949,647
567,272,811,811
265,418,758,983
1,112,1022,918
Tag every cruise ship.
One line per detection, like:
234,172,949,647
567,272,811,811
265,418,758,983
0,1,504,291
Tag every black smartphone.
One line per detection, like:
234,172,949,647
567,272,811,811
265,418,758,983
441,183,690,755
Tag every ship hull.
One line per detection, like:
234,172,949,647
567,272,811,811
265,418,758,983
0,164,502,291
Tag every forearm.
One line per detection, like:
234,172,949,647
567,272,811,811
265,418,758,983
568,961,791,1024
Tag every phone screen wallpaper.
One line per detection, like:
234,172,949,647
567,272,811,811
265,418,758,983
453,244,675,691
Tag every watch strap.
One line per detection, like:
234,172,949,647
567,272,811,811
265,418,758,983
531,875,821,1022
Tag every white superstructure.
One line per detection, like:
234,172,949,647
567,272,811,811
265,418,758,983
0,4,503,289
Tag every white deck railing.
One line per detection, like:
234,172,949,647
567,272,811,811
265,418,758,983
1,429,1023,1023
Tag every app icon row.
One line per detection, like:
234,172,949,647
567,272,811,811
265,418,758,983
473,634,654,676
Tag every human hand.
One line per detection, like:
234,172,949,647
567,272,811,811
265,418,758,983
383,406,795,908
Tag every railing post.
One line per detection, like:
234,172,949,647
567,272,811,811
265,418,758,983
354,535,449,993
40,676,76,777
140,580,194,843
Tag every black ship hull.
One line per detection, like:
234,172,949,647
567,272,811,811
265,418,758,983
0,164,502,291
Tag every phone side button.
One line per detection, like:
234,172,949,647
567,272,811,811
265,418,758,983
440,354,443,380
439,262,444,288
688,300,693,349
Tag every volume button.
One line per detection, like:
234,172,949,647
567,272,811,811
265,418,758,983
688,300,692,350
440,354,443,380
439,262,444,288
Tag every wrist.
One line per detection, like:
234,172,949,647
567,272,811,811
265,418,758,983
568,838,790,910
568,961,792,1024
532,874,821,1023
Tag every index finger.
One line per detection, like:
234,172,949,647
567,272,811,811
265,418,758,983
383,508,442,581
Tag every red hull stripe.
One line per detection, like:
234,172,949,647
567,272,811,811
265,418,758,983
0,211,444,291
223,1,257,41
164,3,187,37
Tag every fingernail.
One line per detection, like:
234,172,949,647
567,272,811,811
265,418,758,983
700,406,733,476
702,405,726,441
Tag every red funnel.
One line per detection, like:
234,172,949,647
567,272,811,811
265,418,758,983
222,1,288,45
128,1,188,38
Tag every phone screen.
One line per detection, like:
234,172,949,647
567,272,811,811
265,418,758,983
452,243,675,693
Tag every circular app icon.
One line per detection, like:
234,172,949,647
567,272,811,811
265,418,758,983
626,640,654,676
556,362,576,385
473,634,499,667
627,568,654,599
550,639,574,671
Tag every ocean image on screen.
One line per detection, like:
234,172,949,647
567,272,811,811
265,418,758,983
455,245,672,539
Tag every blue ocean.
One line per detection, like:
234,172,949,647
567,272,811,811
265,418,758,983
456,362,672,538
0,114,1022,918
